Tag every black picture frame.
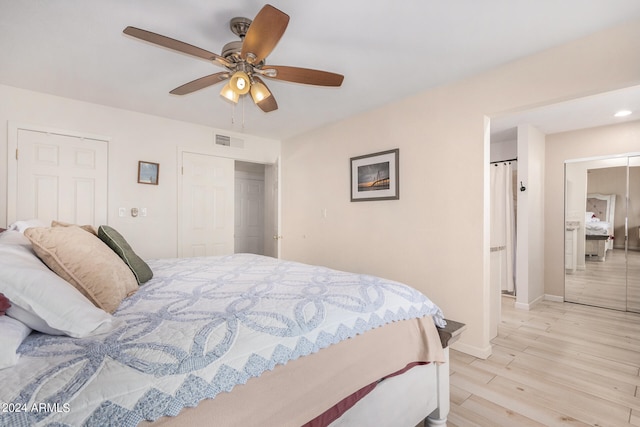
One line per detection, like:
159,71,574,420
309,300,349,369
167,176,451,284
350,149,399,201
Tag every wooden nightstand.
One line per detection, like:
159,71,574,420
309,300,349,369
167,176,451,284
437,319,466,348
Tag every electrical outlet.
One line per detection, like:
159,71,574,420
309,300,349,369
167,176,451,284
131,207,139,217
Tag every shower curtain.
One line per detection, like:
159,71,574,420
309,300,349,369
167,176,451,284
490,162,515,293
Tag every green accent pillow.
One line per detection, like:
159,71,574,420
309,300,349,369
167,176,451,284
97,225,153,285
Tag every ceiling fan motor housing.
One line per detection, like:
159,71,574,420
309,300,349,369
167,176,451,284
230,17,252,38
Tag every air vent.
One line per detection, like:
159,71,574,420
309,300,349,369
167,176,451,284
214,133,245,148
215,134,231,146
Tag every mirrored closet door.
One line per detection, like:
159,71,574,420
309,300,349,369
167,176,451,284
565,155,640,313
627,156,640,312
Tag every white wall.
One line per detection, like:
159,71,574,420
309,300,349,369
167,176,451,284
0,85,280,259
281,18,640,358
490,139,517,163
515,124,545,309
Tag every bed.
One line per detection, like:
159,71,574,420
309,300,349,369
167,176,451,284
585,193,616,261
0,222,452,427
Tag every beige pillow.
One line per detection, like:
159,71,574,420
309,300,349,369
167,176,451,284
24,226,138,313
51,220,98,235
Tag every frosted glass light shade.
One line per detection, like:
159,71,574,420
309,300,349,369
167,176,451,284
220,83,239,103
250,81,271,103
229,71,251,95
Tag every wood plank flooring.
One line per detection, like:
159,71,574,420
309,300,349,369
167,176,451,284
446,297,640,427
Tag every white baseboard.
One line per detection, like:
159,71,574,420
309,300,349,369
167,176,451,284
544,294,564,302
450,341,492,360
514,294,544,311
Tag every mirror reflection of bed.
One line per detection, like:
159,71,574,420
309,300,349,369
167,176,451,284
566,191,625,310
565,159,640,313
584,193,615,261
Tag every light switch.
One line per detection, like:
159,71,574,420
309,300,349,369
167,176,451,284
141,208,147,217
118,207,126,217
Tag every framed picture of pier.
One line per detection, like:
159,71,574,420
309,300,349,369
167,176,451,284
138,161,159,185
350,149,399,202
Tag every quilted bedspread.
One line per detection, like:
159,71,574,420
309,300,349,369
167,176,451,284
0,254,445,427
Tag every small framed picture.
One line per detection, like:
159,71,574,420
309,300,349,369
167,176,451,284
138,161,159,185
350,149,399,201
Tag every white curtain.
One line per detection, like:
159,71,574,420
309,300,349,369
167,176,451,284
490,162,515,293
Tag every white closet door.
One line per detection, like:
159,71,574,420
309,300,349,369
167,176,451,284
180,152,235,257
12,128,108,226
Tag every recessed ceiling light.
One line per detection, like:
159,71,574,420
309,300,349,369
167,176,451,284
614,110,632,117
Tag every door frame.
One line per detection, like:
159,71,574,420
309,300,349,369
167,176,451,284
7,121,111,225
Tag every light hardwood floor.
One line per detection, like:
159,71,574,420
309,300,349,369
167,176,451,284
445,297,640,427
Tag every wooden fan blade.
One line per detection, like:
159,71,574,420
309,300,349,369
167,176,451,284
241,5,289,64
252,76,278,112
170,72,229,95
123,26,229,66
262,65,344,87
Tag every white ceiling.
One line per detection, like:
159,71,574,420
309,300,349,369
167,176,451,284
1,1,640,141
490,84,640,143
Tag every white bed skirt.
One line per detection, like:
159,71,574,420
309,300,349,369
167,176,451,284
329,348,450,427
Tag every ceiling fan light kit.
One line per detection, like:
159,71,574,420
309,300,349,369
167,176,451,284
123,4,344,113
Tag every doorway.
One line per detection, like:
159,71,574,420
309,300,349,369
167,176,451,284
235,161,278,256
179,151,279,259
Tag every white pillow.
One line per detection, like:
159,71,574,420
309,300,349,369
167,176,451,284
6,219,48,233
0,315,31,369
0,231,118,338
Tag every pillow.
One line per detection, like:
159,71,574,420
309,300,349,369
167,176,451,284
24,226,138,313
0,316,31,370
0,231,117,337
7,219,48,233
51,220,98,235
98,225,153,284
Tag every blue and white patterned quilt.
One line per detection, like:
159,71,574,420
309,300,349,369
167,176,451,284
1,254,445,427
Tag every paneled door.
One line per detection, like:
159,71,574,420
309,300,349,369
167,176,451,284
234,172,265,254
9,126,108,226
180,152,234,257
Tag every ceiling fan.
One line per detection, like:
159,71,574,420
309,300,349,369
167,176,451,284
123,4,344,113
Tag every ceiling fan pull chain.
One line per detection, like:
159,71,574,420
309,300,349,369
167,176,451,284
231,102,235,125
